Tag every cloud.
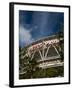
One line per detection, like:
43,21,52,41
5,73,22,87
19,26,34,46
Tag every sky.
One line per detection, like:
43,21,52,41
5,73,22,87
19,10,64,47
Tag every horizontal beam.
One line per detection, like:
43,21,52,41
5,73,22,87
37,55,61,62
38,62,64,69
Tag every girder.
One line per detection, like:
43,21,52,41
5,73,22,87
30,43,61,61
19,37,64,74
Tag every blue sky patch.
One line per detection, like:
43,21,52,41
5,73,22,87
19,10,64,47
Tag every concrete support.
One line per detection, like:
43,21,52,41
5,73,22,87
45,45,51,58
38,49,43,60
52,45,60,56
31,51,35,60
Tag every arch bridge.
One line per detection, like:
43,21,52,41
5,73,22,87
20,35,64,74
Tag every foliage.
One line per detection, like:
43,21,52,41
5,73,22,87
19,47,38,79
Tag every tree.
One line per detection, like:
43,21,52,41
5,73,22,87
24,55,38,78
19,47,38,79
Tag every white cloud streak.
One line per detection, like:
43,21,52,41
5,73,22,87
19,26,34,46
